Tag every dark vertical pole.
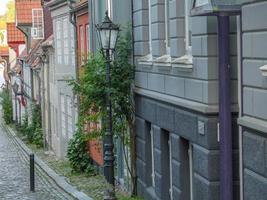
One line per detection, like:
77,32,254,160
15,94,18,125
30,154,35,192
218,15,233,200
103,49,116,200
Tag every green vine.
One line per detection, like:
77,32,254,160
0,89,13,124
19,104,43,147
68,26,137,194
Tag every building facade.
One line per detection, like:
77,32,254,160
238,1,267,200
133,0,240,199
46,0,78,158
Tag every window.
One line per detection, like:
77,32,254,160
107,0,112,18
154,0,171,64
189,144,193,200
169,137,173,200
66,97,73,139
179,138,193,200
86,24,90,55
32,9,44,39
164,0,170,55
138,0,153,63
172,0,193,65
70,25,75,67
150,126,155,188
60,95,66,138
185,0,192,55
79,25,85,64
55,20,62,64
63,18,69,65
145,122,155,188
148,0,152,55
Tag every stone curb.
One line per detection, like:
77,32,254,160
2,123,93,200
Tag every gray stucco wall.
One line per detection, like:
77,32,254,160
240,1,267,200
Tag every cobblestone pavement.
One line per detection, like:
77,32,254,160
0,124,74,200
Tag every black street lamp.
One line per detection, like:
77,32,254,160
13,82,19,125
96,11,119,200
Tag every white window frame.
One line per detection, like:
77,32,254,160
148,0,152,55
169,138,173,200
107,0,112,18
185,0,192,56
150,127,155,188
60,95,66,138
66,96,73,139
80,25,85,64
171,0,193,66
138,0,153,64
55,20,62,64
86,24,90,54
164,0,170,55
31,8,44,39
63,18,69,65
154,0,172,65
189,144,193,200
70,25,75,67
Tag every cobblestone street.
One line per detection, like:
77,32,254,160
0,123,74,200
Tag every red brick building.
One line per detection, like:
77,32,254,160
74,0,104,166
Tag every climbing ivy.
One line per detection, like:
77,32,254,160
0,89,13,124
19,104,43,147
68,26,137,194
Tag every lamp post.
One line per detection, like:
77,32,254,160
13,81,19,125
96,11,119,200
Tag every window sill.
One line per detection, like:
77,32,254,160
138,54,153,65
260,64,267,77
172,54,193,72
154,54,172,71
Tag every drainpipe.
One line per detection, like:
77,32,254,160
130,0,137,196
237,15,243,200
68,1,80,120
68,1,78,81
217,15,233,200
41,49,52,151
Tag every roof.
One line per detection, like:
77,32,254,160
15,0,42,24
0,46,9,57
6,23,26,44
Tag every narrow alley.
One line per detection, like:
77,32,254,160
0,110,73,200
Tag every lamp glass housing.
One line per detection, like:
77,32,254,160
96,11,119,51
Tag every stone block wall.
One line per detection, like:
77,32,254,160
240,1,267,199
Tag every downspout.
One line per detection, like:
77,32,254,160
35,66,46,148
130,0,137,196
68,1,78,81
41,48,52,151
88,0,95,53
217,15,233,200
237,15,244,200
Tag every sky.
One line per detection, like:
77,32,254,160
0,0,10,16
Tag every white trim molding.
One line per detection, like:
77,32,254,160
259,64,267,76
